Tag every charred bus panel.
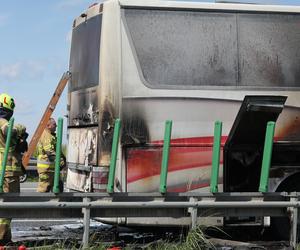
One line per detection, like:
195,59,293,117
66,5,102,192
67,0,300,200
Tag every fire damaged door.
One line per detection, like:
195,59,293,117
66,87,99,192
223,95,287,192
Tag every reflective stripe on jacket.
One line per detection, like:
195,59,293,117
37,160,55,170
37,129,56,172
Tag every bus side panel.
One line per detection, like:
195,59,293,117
98,0,121,168
126,144,224,192
121,98,237,142
122,98,300,193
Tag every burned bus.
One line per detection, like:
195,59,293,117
66,0,300,227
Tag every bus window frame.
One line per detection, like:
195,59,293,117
121,7,300,91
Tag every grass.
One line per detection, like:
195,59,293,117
16,225,216,250
143,226,216,250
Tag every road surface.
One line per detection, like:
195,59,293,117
20,182,37,192
12,181,94,242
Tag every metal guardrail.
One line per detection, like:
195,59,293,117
0,192,298,248
1,119,298,248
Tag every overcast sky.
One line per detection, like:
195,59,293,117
0,0,300,141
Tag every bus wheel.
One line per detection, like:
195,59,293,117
271,172,300,240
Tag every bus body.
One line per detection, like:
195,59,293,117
66,0,300,225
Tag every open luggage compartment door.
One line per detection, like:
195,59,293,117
223,95,287,192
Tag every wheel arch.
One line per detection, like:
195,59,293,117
273,171,300,192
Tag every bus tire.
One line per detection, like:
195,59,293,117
271,172,300,240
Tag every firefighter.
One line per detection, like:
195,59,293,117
0,93,28,244
37,118,65,192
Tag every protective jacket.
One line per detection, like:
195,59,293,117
0,118,23,176
37,128,56,172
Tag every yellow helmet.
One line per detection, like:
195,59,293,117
0,93,15,111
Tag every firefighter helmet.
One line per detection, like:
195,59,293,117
0,93,15,111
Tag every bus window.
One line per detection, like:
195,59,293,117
123,9,300,89
123,9,237,88
238,13,300,87
69,14,102,92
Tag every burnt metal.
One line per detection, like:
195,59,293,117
67,163,92,172
224,95,287,192
98,99,115,165
122,114,150,145
272,141,300,166
68,87,99,127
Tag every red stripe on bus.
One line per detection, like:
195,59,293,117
127,137,224,183
127,135,281,185
127,163,211,183
150,136,228,146
168,182,210,192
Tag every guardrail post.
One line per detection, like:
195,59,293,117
82,197,91,249
159,120,172,194
259,121,275,193
0,118,14,193
289,195,298,249
107,119,121,194
53,117,63,194
189,197,198,230
210,121,222,193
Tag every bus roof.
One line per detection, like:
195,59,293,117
73,0,300,28
120,0,300,13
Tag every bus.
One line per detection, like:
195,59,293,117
66,0,300,229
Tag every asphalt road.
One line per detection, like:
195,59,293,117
20,181,38,192
16,182,75,229
20,181,67,192
11,219,107,243
12,182,88,242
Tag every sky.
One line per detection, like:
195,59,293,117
0,0,300,141
0,0,97,140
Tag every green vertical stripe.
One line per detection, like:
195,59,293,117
210,121,222,193
159,120,172,194
53,118,63,194
0,118,14,193
259,121,275,193
107,119,121,194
